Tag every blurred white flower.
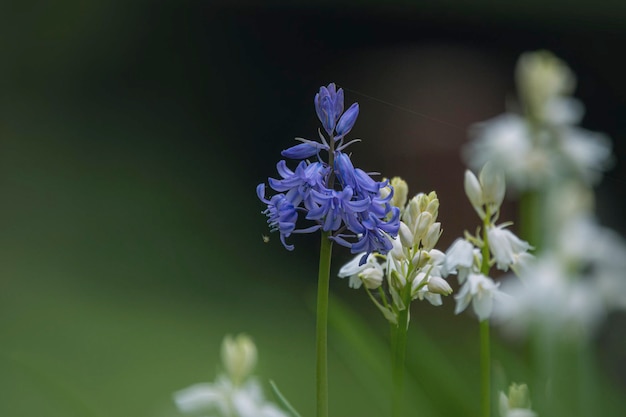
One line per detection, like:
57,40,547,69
174,335,288,417
543,96,583,125
499,383,537,417
464,51,613,193
455,273,507,321
175,377,287,417
221,334,257,386
175,380,224,414
464,114,551,191
494,195,626,338
495,254,608,338
557,126,613,185
516,49,576,123
462,50,624,340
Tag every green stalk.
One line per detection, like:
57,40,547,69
479,319,491,417
392,287,411,417
519,190,542,252
480,209,492,417
316,231,333,417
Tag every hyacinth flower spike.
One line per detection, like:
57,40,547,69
259,83,399,261
258,83,400,417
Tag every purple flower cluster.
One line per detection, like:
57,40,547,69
257,83,400,263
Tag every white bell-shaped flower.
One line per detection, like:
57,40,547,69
338,252,384,289
455,273,505,321
487,224,532,271
444,238,476,282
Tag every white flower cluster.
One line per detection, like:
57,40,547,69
464,50,612,192
464,50,626,338
446,165,532,322
174,334,288,417
496,188,626,337
338,178,452,325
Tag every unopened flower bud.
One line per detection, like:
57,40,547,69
390,268,405,289
423,222,441,250
499,383,536,417
516,50,575,120
414,211,433,241
416,193,429,212
398,221,414,248
506,383,532,410
390,177,409,210
411,250,430,268
403,197,419,228
479,162,505,210
360,266,384,290
221,334,257,386
425,199,439,218
427,276,453,296
464,169,484,217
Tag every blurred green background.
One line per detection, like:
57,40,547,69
1,2,625,416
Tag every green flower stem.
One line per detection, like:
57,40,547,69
316,231,333,417
480,209,492,417
479,319,491,417
520,190,542,252
392,288,411,417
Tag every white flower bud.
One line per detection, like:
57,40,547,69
425,199,439,218
416,192,429,212
414,211,433,241
427,276,453,296
464,170,484,218
221,334,257,385
516,50,575,121
403,197,419,229
360,265,384,290
389,268,405,290
390,177,409,210
499,383,536,417
507,383,532,410
479,162,506,210
423,222,441,250
398,221,414,248
411,250,430,268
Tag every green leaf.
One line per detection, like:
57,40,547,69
327,294,438,416
269,379,303,417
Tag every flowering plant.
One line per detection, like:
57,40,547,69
174,53,625,417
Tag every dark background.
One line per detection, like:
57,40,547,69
1,2,625,416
